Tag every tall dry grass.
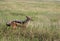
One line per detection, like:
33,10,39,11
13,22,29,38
0,1,60,41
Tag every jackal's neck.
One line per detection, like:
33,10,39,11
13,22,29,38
26,18,30,22
23,18,30,23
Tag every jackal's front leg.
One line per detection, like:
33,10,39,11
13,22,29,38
21,26,27,37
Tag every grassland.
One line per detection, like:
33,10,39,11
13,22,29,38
0,1,60,41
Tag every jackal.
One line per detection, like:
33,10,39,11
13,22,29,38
6,16,31,29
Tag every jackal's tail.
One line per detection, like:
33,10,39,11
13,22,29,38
6,22,11,26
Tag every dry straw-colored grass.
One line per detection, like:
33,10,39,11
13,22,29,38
0,1,60,41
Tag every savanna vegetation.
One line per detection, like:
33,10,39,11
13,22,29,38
0,0,60,41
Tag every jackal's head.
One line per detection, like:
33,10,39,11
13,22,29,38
26,16,31,21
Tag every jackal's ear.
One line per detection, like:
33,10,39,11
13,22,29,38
26,16,33,21
26,16,31,19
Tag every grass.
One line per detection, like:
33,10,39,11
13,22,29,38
0,1,60,41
